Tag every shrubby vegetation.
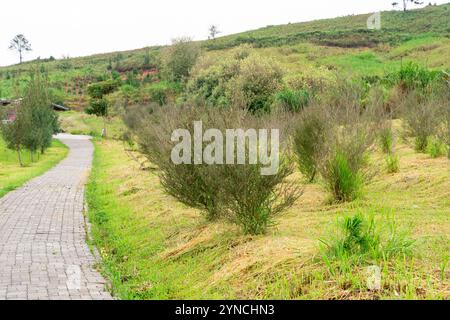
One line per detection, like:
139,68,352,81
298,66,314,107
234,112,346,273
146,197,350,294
0,68,59,165
320,211,414,271
124,104,301,234
186,48,283,113
161,37,201,82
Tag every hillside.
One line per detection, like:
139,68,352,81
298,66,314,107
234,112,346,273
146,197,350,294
0,3,449,110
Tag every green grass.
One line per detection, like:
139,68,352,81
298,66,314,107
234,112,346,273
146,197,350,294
0,137,68,198
58,111,126,139
86,130,449,299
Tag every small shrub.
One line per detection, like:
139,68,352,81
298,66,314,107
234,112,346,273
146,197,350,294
320,212,414,270
86,99,108,117
402,92,440,153
385,62,442,92
228,55,283,113
385,153,400,173
319,84,381,202
186,52,283,113
292,105,329,182
322,151,364,202
276,88,310,112
161,37,201,82
125,105,301,234
87,79,120,99
378,122,394,154
427,137,446,158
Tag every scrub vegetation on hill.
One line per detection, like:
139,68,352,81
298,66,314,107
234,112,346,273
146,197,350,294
1,3,449,300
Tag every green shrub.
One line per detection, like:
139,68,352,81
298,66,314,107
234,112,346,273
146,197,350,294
87,79,120,99
161,37,201,82
402,92,440,153
386,153,400,173
292,105,329,182
186,52,283,113
86,99,108,117
385,62,442,92
322,151,364,202
227,55,283,113
276,88,310,112
427,137,446,158
320,212,414,270
124,105,300,234
378,122,394,154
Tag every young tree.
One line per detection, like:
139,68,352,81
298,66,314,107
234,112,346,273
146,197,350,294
208,25,221,40
9,34,32,64
20,68,58,156
392,0,424,11
0,110,29,166
161,37,201,82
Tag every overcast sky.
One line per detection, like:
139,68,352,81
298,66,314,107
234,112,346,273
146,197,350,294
0,0,448,66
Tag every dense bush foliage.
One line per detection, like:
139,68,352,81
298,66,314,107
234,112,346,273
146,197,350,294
87,79,121,99
161,37,201,82
124,104,301,234
275,88,310,112
385,62,443,92
187,50,283,113
0,68,58,165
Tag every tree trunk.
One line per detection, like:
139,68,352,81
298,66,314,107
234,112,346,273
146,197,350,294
102,117,107,138
17,147,23,167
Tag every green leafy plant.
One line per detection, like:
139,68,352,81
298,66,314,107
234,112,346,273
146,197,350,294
320,212,414,270
276,88,310,112
386,153,400,173
292,105,329,182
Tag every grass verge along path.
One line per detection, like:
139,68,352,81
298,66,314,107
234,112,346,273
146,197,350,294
87,139,449,300
0,138,68,198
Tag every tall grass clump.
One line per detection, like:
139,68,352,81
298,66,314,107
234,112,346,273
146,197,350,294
402,89,444,153
275,88,310,112
319,211,414,274
426,137,447,158
378,122,394,154
378,121,400,173
385,62,442,93
291,105,329,182
124,104,301,234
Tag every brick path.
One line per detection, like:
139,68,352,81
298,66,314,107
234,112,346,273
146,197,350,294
0,134,112,300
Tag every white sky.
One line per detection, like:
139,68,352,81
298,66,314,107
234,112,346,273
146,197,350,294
0,0,448,66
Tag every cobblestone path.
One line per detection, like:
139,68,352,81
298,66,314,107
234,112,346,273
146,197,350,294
0,134,112,300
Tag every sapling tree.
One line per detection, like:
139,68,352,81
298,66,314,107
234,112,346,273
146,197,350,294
392,0,424,11
86,80,119,137
9,34,32,64
208,25,221,40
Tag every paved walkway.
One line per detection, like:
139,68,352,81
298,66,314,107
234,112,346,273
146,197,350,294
0,134,112,300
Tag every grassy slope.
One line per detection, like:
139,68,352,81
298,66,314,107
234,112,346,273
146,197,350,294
0,4,449,105
87,123,449,300
0,138,68,197
58,111,126,139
